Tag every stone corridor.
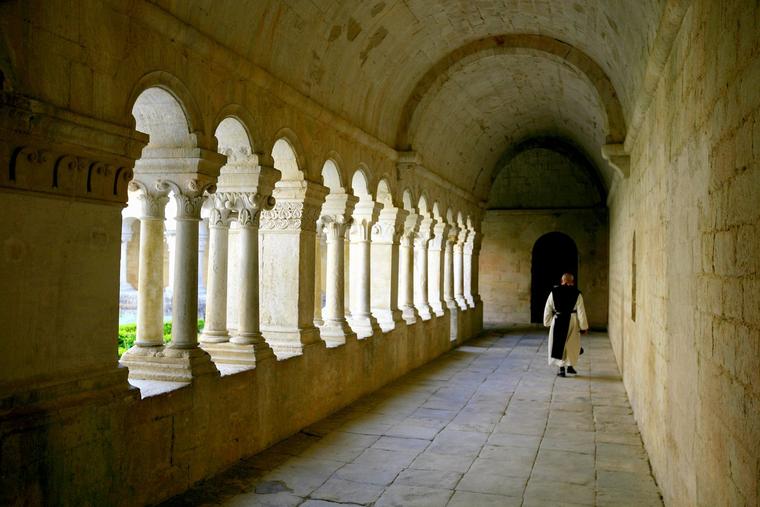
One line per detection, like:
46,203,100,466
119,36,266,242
160,329,662,507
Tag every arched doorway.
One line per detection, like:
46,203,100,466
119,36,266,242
531,232,578,323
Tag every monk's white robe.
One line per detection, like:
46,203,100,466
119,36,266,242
544,291,588,367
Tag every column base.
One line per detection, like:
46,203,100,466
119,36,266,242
319,320,358,348
120,345,219,383
446,300,462,343
348,314,381,339
455,297,468,311
430,302,446,317
199,329,231,344
201,338,274,367
401,305,419,325
465,296,476,309
261,326,322,359
372,308,404,333
415,303,434,321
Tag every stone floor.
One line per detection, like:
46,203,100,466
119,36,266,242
160,329,663,507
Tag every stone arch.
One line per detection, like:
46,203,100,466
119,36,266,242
396,34,626,149
214,117,254,164
350,167,372,199
126,71,205,148
488,136,607,202
321,159,344,193
375,178,395,208
402,188,416,212
271,136,305,181
213,104,265,160
432,201,442,220
131,87,197,151
418,193,430,217
530,232,579,323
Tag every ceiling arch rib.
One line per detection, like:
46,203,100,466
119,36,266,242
411,51,610,198
397,34,626,150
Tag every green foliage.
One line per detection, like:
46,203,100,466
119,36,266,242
118,319,205,357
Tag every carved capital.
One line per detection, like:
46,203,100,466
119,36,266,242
321,214,352,241
349,219,372,242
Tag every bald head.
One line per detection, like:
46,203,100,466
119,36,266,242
561,273,575,285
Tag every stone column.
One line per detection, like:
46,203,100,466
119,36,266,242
468,229,483,308
454,227,468,310
463,229,475,309
427,219,449,317
314,226,325,327
371,206,408,331
260,180,328,358
120,219,134,293
134,185,169,347
198,217,209,298
200,196,232,344
229,193,274,363
414,217,433,321
398,213,421,324
226,220,241,334
443,226,457,309
348,199,382,338
319,193,358,346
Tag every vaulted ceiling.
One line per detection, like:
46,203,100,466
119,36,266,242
152,0,666,199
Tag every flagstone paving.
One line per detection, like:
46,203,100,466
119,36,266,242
160,329,663,507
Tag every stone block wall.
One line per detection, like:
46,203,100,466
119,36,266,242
480,209,609,329
607,1,760,505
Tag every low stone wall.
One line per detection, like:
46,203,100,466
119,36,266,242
0,310,481,506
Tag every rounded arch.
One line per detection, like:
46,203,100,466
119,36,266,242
417,193,430,216
213,104,265,157
214,116,254,164
432,201,442,220
321,159,344,193
126,71,204,143
131,87,195,151
488,136,607,202
350,167,372,198
530,232,579,323
376,178,395,207
271,136,305,181
402,188,415,212
396,34,626,149
271,128,307,180
445,207,455,224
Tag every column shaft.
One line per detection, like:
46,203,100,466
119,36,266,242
201,222,230,343
136,217,166,346
170,218,200,349
232,222,263,344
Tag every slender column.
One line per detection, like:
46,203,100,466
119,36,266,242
427,219,449,317
414,217,433,320
454,226,467,310
120,220,133,291
466,228,483,307
200,198,232,344
168,190,206,349
443,227,457,308
398,213,421,324
314,225,325,327
198,217,209,297
463,229,475,309
319,193,357,344
348,199,381,338
260,180,328,357
134,188,169,347
370,207,407,331
230,195,274,362
226,221,241,334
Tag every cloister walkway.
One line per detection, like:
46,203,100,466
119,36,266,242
161,329,663,507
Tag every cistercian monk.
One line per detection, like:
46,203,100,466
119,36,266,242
543,272,589,377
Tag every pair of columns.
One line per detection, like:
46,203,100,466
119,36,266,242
120,175,220,382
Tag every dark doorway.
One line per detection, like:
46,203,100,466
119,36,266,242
530,232,578,323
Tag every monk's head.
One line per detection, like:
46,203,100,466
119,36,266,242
561,273,575,286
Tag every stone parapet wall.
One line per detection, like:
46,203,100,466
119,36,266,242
0,312,485,506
